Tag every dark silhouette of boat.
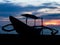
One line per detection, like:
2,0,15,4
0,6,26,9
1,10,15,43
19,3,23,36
21,14,39,26
2,14,58,37
0,14,60,43
9,16,41,36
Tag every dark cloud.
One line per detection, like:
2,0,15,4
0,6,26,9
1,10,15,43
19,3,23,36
0,2,59,17
0,3,23,12
42,3,53,5
41,2,58,9
0,3,40,17
3,0,10,3
0,3,23,17
40,13,60,19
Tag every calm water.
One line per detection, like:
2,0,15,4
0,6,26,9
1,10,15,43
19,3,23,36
0,25,60,35
0,19,60,35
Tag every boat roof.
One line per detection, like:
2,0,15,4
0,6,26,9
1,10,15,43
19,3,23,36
21,14,39,19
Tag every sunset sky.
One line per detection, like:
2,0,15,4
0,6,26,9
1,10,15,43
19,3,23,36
0,0,60,34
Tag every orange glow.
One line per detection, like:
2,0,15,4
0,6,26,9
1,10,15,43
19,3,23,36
44,20,60,26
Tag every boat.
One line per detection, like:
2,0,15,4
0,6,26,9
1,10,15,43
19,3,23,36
2,14,58,36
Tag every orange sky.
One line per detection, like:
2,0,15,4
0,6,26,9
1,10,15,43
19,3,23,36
43,19,60,26
1,19,60,26
26,19,60,26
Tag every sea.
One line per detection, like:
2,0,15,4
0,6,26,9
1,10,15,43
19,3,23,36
0,25,60,35
0,19,60,35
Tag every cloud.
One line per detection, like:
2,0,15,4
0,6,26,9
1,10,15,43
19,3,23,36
34,2,60,15
22,11,33,14
0,3,41,17
2,0,43,6
3,0,60,6
0,0,5,3
42,2,60,7
0,3,23,12
1,0,60,6
36,6,60,15
40,14,60,19
37,8,60,14
0,2,60,21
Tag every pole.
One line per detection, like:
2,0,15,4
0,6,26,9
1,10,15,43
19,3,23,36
26,17,28,24
34,19,36,26
41,18,43,26
41,17,43,35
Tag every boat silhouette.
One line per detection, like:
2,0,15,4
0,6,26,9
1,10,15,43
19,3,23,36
21,14,39,26
2,14,58,36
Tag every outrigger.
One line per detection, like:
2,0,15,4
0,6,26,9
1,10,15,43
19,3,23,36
2,14,58,36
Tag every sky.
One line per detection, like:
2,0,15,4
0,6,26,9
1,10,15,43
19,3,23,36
0,0,60,34
0,0,60,23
